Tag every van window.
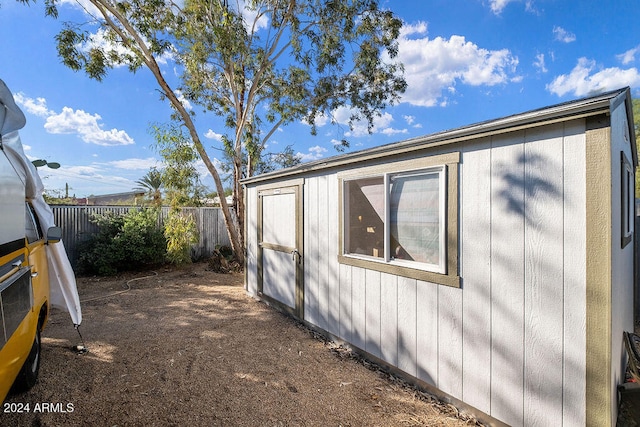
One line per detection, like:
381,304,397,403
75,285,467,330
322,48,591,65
25,203,42,244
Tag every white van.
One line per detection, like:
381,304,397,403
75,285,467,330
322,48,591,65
0,79,81,402
0,147,62,399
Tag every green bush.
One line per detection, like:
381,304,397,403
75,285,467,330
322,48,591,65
164,209,199,265
77,208,166,275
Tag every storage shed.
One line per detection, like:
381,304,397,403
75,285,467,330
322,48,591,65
243,87,637,426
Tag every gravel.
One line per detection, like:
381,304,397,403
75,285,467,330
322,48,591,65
3,262,479,426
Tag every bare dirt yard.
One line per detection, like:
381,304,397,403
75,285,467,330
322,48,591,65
4,262,479,426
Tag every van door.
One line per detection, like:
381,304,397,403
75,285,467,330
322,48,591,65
25,202,49,313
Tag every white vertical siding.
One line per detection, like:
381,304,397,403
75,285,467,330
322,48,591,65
365,270,382,359
523,124,565,426
304,176,319,325
245,186,258,295
490,131,526,426
250,118,591,426
438,283,463,397
380,273,398,366
317,175,330,332
461,137,492,414
562,121,587,426
339,263,352,343
416,280,438,386
326,176,341,337
351,266,367,350
397,276,417,377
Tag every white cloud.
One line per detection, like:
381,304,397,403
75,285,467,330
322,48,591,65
38,162,147,197
617,46,640,65
43,164,123,186
15,93,135,146
547,57,640,97
553,26,576,43
238,0,270,33
331,107,402,137
533,53,548,73
106,157,160,170
77,26,174,67
381,127,409,136
14,93,53,117
82,28,132,64
301,111,330,128
175,89,192,110
309,106,408,138
489,0,515,14
392,22,519,107
403,115,423,129
297,145,327,162
194,159,213,178
59,165,103,177
58,0,101,15
488,0,535,14
204,129,224,141
45,107,134,146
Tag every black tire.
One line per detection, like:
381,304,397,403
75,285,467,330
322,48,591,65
11,325,41,394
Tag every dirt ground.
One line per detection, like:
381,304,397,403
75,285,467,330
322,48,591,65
4,262,480,427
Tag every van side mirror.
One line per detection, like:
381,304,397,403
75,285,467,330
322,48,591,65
46,226,62,244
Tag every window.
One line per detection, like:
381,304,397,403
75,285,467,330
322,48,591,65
25,202,42,244
621,152,634,248
339,152,460,287
344,177,385,259
390,169,445,270
343,167,446,273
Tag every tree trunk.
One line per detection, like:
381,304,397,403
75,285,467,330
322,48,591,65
89,0,246,264
147,57,244,264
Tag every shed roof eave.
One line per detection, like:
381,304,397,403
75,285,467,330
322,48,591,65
612,87,638,167
242,87,628,186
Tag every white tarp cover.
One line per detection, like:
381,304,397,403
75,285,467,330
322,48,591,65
0,79,82,326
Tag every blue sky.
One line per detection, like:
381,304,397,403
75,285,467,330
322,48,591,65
1,0,639,198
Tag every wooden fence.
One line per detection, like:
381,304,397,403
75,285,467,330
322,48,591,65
52,206,231,267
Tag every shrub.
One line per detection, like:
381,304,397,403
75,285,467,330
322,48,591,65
77,208,166,275
164,209,199,265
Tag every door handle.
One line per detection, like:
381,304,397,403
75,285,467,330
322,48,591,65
291,249,301,264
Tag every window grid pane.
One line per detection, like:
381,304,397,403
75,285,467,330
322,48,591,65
389,171,441,266
344,177,385,258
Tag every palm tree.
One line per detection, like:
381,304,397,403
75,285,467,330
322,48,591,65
135,168,163,206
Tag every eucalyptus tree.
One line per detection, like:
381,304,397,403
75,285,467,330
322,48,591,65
24,0,406,264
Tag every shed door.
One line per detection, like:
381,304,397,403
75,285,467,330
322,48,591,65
258,183,303,318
